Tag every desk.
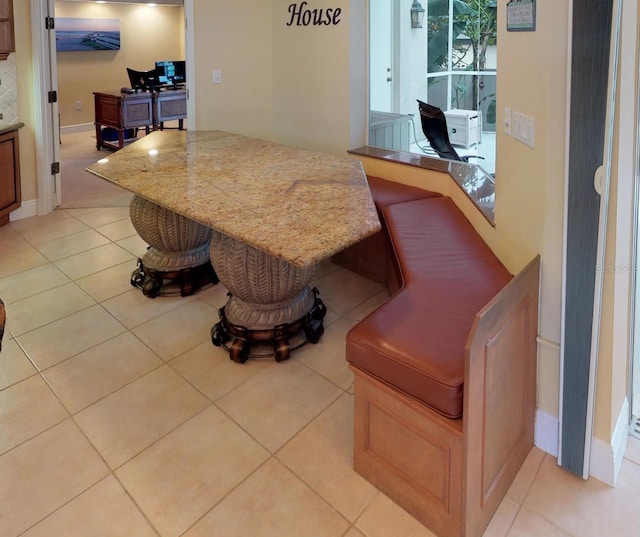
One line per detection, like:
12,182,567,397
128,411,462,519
93,91,153,150
154,88,187,130
86,131,380,362
93,89,188,150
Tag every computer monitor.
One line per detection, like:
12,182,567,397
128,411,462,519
155,60,186,87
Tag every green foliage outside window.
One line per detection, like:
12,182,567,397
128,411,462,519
427,0,497,122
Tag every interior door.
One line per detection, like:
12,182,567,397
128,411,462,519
369,0,393,112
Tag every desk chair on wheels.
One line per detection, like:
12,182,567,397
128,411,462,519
125,68,157,137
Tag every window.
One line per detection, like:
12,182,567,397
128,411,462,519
369,0,497,175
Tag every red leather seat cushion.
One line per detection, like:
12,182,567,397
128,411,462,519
346,197,512,418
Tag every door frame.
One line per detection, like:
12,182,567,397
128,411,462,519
31,0,60,215
184,0,196,129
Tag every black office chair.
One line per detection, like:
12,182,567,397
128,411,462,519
416,99,482,163
127,68,158,92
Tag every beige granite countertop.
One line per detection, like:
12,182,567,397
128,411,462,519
86,130,381,267
0,122,24,136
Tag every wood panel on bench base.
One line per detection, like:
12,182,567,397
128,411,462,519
351,255,540,537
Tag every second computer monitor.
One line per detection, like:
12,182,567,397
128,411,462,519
155,60,186,87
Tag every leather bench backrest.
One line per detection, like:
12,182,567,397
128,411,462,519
366,175,442,212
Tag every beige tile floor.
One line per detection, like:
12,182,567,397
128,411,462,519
1,131,640,536
3,210,640,537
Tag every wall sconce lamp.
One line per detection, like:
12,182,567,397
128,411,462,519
410,0,425,29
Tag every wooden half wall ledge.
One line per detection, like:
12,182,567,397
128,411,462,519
339,176,540,537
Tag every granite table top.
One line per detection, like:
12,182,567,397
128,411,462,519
86,130,381,268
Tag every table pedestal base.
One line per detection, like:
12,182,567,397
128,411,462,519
209,230,327,362
129,195,217,297
131,257,218,298
211,288,327,362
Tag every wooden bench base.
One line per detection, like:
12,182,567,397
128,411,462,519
350,256,540,537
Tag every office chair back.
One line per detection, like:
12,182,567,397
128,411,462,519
416,99,464,162
127,68,157,92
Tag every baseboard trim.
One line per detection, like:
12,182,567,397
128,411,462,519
535,409,559,457
60,123,93,135
9,199,38,221
589,397,629,486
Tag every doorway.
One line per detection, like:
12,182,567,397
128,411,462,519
369,0,393,113
32,0,188,211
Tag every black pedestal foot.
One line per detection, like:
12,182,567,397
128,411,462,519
211,320,230,346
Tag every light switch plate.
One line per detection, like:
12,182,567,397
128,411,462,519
512,111,535,149
504,108,511,136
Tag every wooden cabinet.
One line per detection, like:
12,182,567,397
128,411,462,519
0,0,15,61
0,128,21,226
154,89,187,129
93,90,187,150
94,91,153,150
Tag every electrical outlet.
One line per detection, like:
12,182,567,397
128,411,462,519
75,100,82,111
213,69,222,84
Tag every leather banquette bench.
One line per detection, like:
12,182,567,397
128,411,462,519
334,176,540,537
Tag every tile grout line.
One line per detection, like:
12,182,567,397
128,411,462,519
3,196,401,536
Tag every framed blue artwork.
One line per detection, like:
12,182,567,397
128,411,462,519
56,18,120,51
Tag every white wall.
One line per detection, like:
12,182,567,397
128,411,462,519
191,0,365,155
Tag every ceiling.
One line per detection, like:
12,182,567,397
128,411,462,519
60,0,183,5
